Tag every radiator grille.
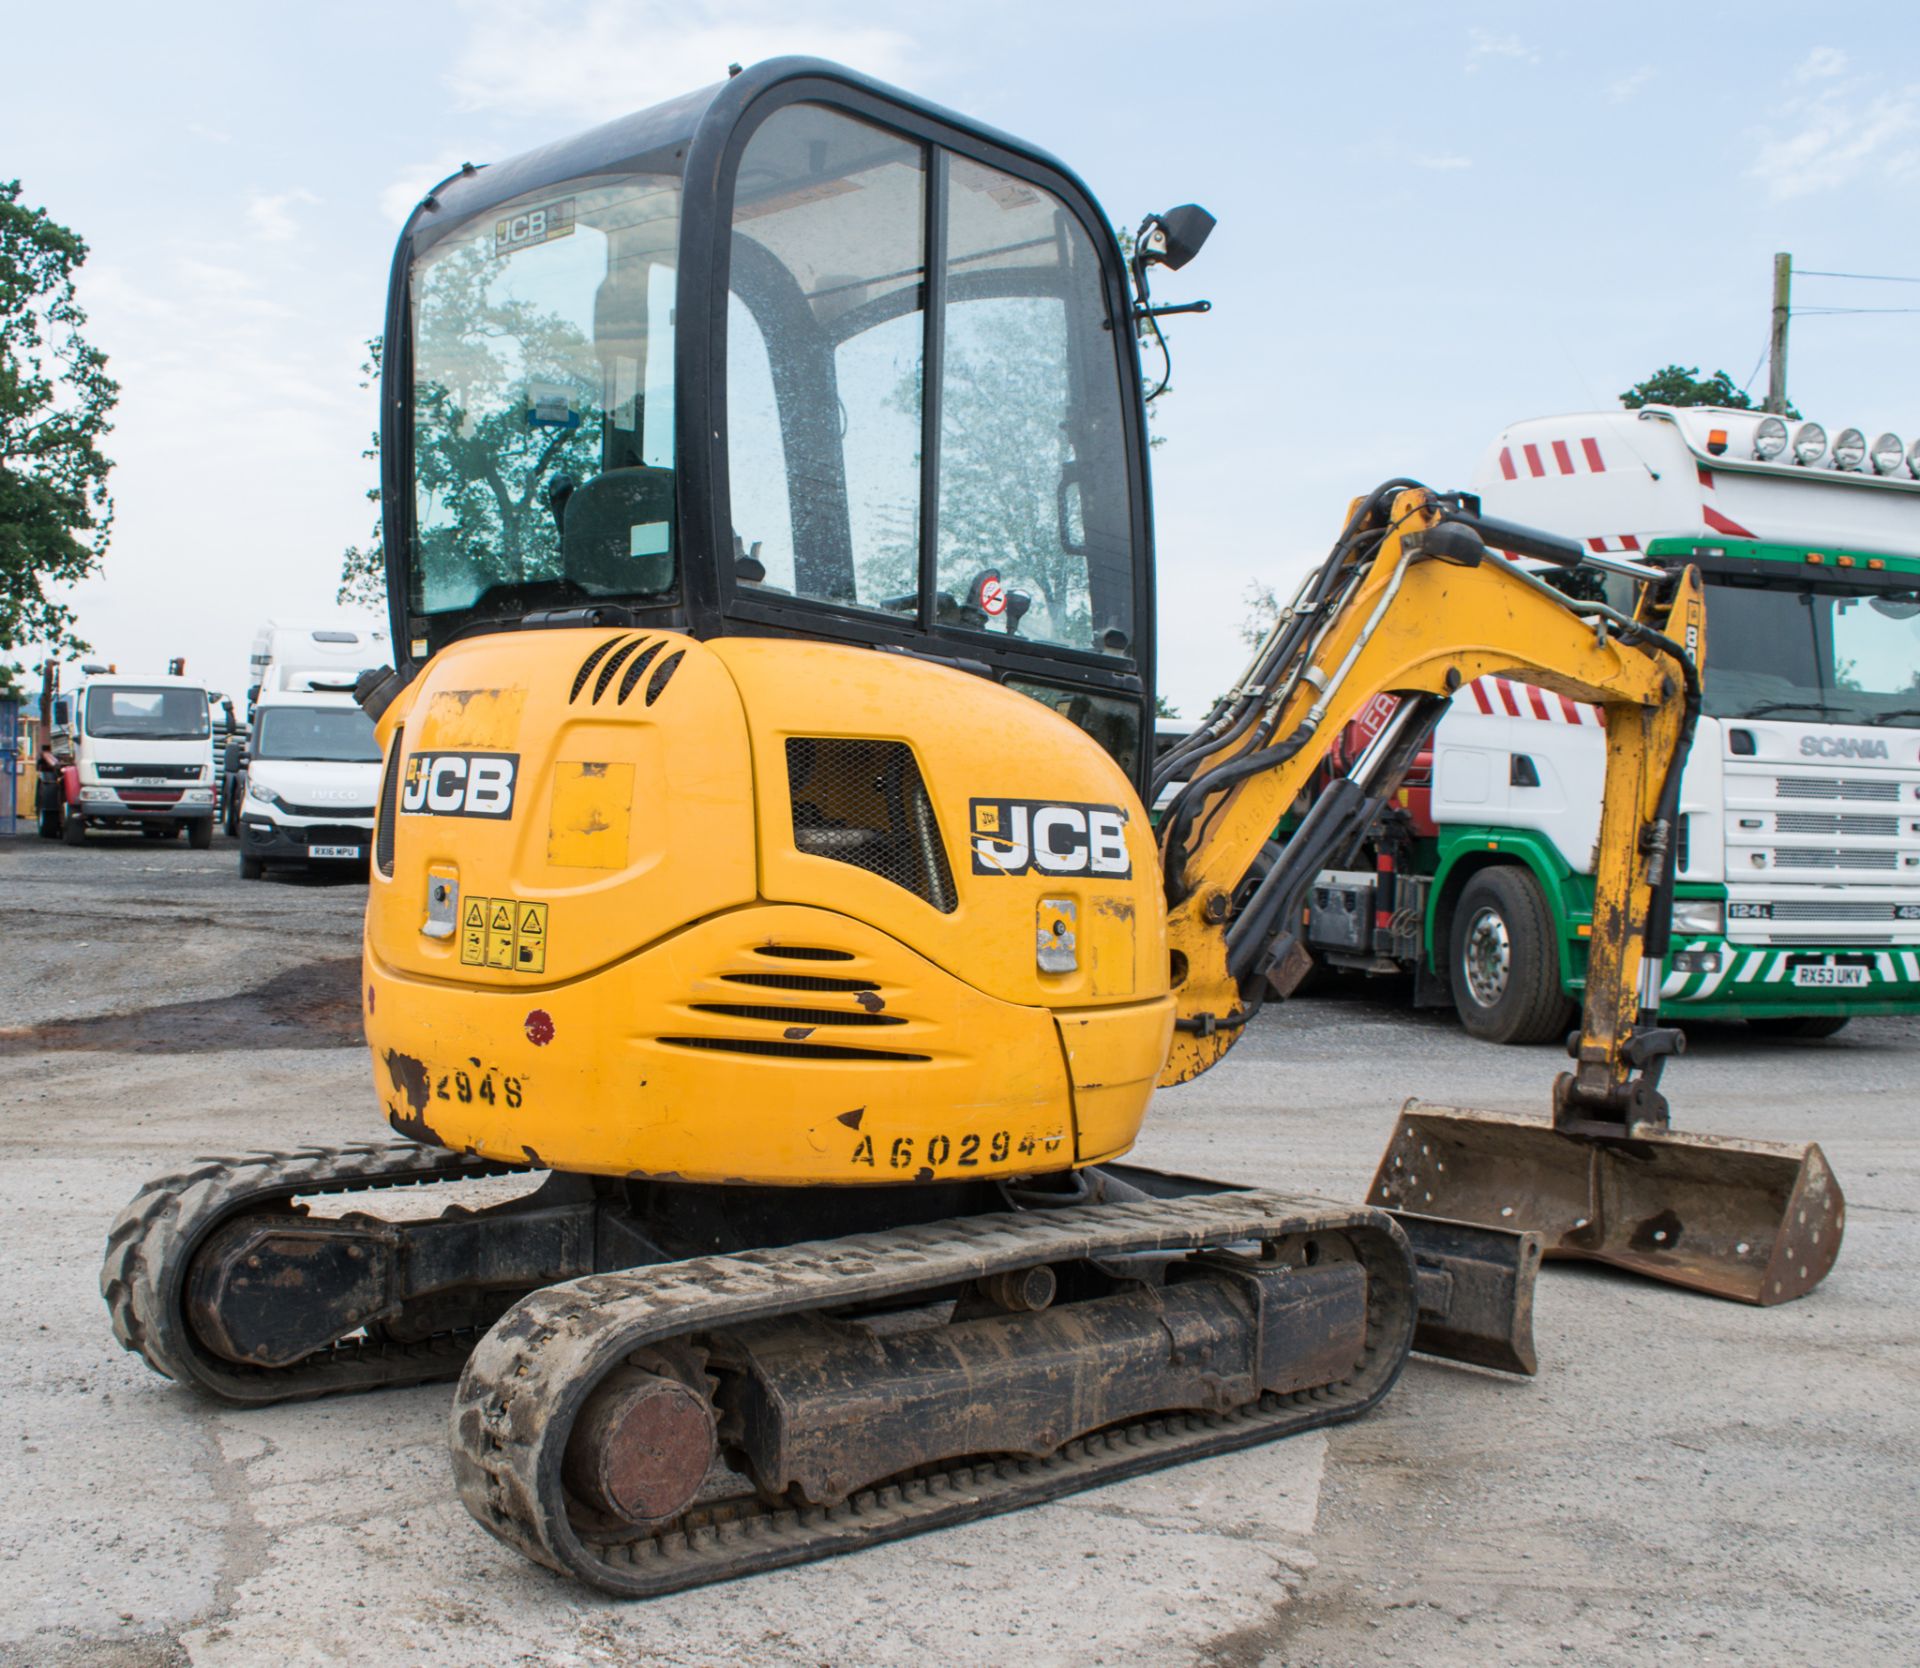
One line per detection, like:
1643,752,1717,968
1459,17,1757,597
1775,775,1899,802
786,738,957,912
1772,847,1900,871
1775,811,1900,837
1769,899,1904,921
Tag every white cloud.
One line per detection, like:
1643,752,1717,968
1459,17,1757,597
1797,46,1847,82
246,187,319,243
1607,66,1655,105
446,0,913,123
1465,28,1538,73
1749,74,1920,200
1413,154,1471,171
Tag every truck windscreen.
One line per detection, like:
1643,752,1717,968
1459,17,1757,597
255,707,381,763
408,173,682,624
1702,577,1920,729
85,687,211,741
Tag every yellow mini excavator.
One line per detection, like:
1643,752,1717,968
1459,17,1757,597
103,59,1841,1596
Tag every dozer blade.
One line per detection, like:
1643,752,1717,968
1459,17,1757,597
1369,1100,1843,1306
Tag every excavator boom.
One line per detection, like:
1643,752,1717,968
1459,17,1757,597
1152,484,1841,1302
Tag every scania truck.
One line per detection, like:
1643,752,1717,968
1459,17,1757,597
1303,404,1920,1040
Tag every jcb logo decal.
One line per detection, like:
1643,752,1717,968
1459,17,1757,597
401,752,519,819
971,798,1131,878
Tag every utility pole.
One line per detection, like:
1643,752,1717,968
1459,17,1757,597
1766,252,1791,415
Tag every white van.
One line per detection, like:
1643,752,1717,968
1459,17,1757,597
236,688,382,878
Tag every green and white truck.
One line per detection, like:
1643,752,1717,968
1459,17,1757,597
1302,403,1920,1042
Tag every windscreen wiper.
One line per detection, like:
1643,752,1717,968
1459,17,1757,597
1741,700,1831,718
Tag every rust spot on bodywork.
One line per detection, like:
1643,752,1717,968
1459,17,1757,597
579,761,610,777
854,991,885,1013
1095,896,1136,922
913,1167,934,1183
785,1026,815,1041
836,1109,866,1130
385,1050,430,1114
526,1010,555,1046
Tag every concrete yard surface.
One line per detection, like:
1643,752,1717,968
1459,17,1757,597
2,831,1915,1666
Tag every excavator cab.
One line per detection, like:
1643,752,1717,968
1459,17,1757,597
385,61,1157,792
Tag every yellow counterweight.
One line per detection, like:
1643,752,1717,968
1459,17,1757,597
363,629,1172,1184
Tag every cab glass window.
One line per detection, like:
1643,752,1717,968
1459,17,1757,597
726,105,925,617
409,174,682,616
935,158,1134,659
84,686,211,740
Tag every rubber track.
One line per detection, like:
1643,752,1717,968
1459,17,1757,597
101,1142,529,1405
451,1190,1416,1597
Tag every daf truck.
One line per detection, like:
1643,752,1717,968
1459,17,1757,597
35,665,218,846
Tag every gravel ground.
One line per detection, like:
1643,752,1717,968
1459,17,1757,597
2,827,1914,1666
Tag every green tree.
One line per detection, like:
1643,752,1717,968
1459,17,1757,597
0,180,116,678
336,336,385,610
1620,364,1796,417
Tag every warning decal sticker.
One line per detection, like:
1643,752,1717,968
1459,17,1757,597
458,896,550,974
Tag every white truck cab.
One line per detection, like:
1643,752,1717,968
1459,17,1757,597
1303,404,1920,1043
237,687,382,878
37,669,218,847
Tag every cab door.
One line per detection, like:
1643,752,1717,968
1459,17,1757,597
708,90,1154,797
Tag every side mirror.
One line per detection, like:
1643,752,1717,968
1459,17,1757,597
1142,204,1215,272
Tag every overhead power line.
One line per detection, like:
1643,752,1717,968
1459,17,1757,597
1795,268,1920,285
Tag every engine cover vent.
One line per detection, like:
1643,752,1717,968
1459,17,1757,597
786,739,958,913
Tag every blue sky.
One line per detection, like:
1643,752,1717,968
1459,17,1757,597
5,1,1915,714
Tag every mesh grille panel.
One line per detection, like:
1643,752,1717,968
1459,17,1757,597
375,731,401,876
1775,775,1899,802
1769,900,1899,921
786,739,958,912
1772,847,1899,870
1775,811,1899,836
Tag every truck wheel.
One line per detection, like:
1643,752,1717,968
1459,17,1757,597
1748,1015,1850,1041
1449,867,1575,1045
239,853,265,880
62,808,88,847
189,818,214,851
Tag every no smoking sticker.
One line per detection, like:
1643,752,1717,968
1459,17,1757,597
979,576,1007,616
